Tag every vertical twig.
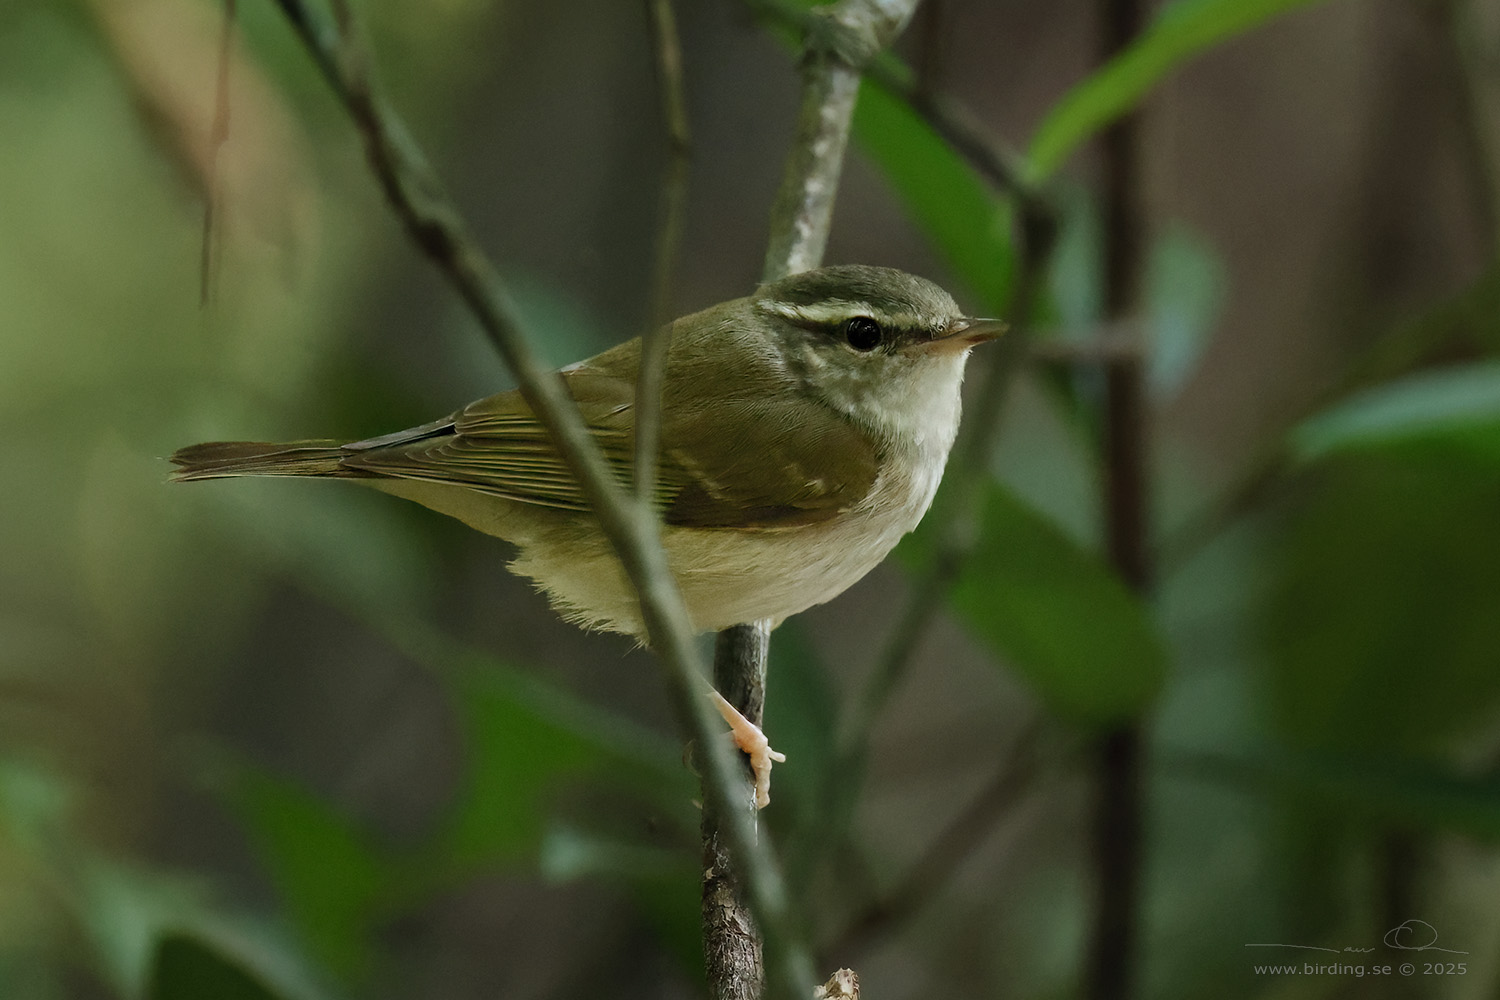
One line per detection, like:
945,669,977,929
760,0,919,281
1087,1,1149,999
637,0,692,506
201,0,236,306
705,623,774,1000
709,3,919,997
749,0,1033,200
746,0,1067,944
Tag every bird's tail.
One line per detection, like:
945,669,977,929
169,440,351,481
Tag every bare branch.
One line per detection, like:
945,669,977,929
761,0,919,280
705,622,774,1000
747,0,1034,203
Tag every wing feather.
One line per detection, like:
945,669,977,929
337,349,880,528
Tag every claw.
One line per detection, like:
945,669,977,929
709,690,786,809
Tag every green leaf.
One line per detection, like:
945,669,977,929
149,934,284,1000
1145,224,1226,396
1262,454,1500,755
1041,202,1226,398
1177,749,1500,842
1044,187,1105,332
906,484,1168,725
435,648,690,869
761,620,838,828
72,856,204,998
230,771,390,982
539,823,702,983
1028,0,1333,181
855,80,1015,313
1292,361,1500,462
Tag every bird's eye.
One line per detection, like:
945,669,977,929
843,316,883,351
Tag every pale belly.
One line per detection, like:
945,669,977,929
374,449,945,638
509,459,941,636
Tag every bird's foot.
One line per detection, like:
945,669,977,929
709,690,786,810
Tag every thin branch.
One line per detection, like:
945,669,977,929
200,0,235,306
265,4,808,997
1087,0,1149,996
636,0,692,507
705,623,775,1000
708,2,922,997
761,0,919,280
1028,321,1142,364
824,718,1050,961
746,0,1035,203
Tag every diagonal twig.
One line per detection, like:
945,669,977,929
266,3,810,997
823,717,1051,961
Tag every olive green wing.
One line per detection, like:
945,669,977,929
339,365,879,529
338,365,639,513
655,395,880,528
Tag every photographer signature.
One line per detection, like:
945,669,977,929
1245,919,1468,955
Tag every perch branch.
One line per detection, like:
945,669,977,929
707,2,921,997
267,2,809,997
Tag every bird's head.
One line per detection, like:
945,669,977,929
752,264,1003,448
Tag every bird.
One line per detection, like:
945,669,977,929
171,264,1002,806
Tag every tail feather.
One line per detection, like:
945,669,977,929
169,440,353,481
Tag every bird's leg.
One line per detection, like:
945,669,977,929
709,690,786,810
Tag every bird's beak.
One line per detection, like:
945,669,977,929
926,317,1007,354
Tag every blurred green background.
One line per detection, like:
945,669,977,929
3,0,1500,997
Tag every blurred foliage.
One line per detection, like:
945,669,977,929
5,0,1500,998
1264,452,1500,755
854,80,1015,315
1293,361,1500,463
1027,0,1334,181
899,485,1167,726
